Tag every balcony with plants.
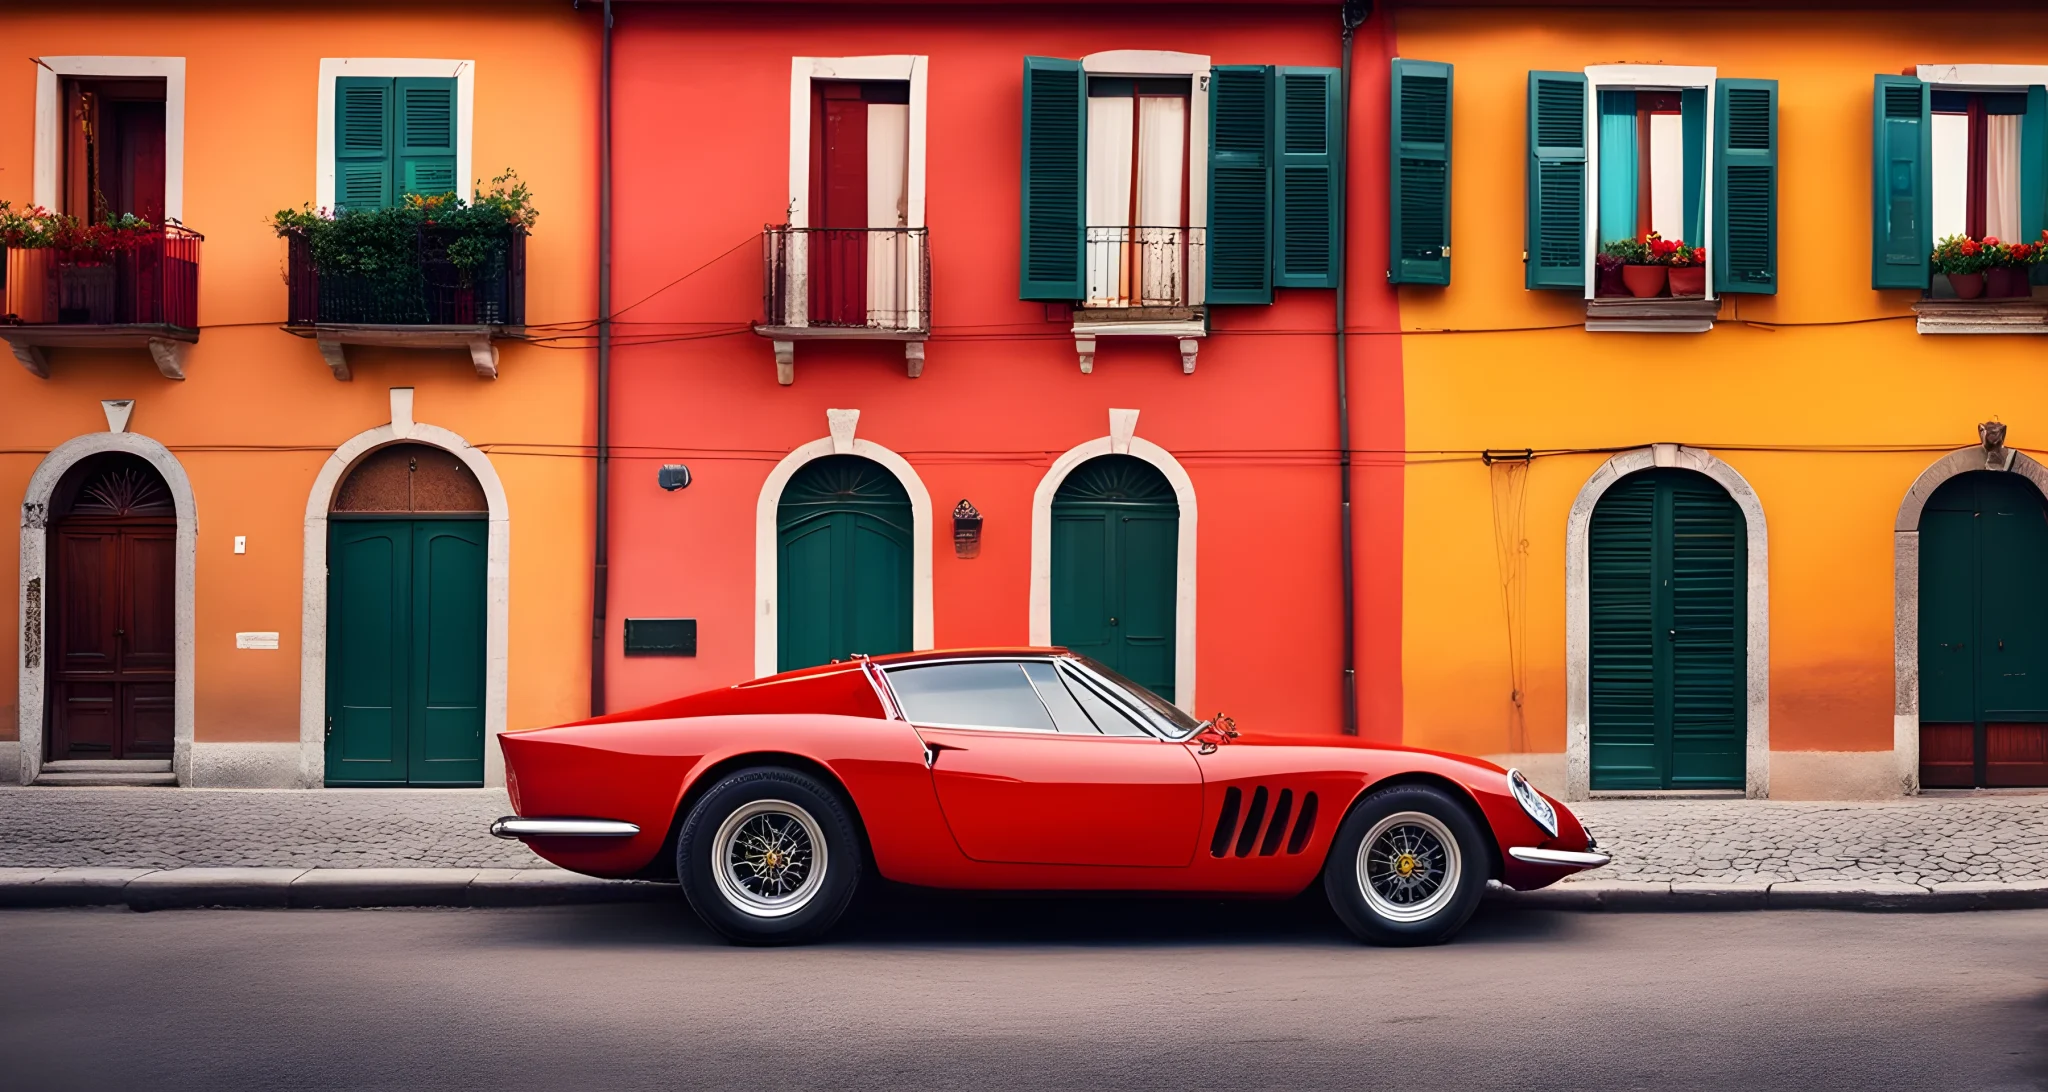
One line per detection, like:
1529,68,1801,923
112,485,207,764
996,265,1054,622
0,204,201,379
1915,233,2048,334
273,171,533,379
757,225,930,385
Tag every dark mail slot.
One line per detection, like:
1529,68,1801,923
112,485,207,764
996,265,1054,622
623,618,697,657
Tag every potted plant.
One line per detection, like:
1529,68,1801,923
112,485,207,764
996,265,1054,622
1986,236,2043,298
1664,238,1706,297
1931,234,1990,299
0,202,160,324
1601,237,1665,298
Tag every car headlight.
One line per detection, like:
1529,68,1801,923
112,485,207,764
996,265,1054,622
1506,769,1558,837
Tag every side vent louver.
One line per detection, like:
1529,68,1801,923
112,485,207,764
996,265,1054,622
1210,786,1317,858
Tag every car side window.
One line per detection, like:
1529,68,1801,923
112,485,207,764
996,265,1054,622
885,662,1057,732
1021,661,1103,735
1054,664,1151,737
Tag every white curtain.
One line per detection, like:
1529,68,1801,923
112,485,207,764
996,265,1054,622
1135,95,1187,304
1986,113,2023,243
866,103,911,328
1085,96,1135,306
1931,113,1970,242
1648,112,1686,242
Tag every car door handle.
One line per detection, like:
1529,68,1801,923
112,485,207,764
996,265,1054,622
922,739,966,768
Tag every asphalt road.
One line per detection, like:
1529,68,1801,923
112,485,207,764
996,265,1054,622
4,895,2044,1091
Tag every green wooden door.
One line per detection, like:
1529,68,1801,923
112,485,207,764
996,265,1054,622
326,518,485,786
1051,456,1178,701
777,456,913,672
1918,472,2048,788
1589,469,1746,790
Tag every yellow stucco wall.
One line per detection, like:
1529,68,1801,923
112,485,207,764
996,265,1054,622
1389,9,2048,793
0,6,597,767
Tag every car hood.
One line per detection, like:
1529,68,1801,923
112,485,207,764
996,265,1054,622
1224,732,1510,773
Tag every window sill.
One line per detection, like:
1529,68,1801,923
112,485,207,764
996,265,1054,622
1071,307,1206,374
1912,298,2048,335
1583,297,1720,334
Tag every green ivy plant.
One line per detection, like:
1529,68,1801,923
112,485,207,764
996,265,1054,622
272,169,538,286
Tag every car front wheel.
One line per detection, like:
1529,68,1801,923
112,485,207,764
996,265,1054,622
1324,784,1489,946
677,766,862,944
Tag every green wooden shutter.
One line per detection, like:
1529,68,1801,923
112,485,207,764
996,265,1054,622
1388,59,1452,286
1589,475,1659,790
1526,70,1587,290
1208,64,1275,303
396,77,459,199
1715,78,1778,295
1666,475,1745,789
2024,86,2046,285
1020,57,1086,301
1273,67,1340,290
334,77,394,211
1872,75,1931,290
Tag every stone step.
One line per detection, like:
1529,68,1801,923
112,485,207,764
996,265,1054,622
41,760,173,773
32,771,179,787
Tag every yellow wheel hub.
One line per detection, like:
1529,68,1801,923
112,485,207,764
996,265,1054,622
1395,853,1417,876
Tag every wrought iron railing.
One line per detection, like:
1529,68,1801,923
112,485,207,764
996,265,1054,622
763,226,929,332
1084,225,1202,309
1,224,202,330
285,227,526,327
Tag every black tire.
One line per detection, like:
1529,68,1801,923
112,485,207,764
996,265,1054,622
676,766,863,945
1323,784,1489,946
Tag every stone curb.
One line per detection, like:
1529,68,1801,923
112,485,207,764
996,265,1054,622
1499,877,2048,913
0,867,671,910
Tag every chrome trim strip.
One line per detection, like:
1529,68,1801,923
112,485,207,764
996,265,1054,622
490,817,642,839
1509,846,1612,868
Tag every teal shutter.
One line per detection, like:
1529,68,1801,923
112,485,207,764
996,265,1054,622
1714,78,1778,294
1666,475,1746,789
1020,57,1086,301
1680,87,1706,246
334,77,394,211
1872,75,1931,289
1526,71,1588,290
1207,64,1275,303
1589,475,1658,789
2024,86,2046,285
396,77,459,198
1388,59,1452,286
1273,67,1340,289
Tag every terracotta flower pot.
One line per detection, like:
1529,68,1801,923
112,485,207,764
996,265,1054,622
1621,263,1668,298
1668,265,1706,297
1949,272,1986,300
1987,266,2030,298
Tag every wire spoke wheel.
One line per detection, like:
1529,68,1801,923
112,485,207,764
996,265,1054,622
1356,810,1462,924
712,799,829,919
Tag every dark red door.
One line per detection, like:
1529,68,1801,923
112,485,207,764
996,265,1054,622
49,460,176,761
808,81,870,325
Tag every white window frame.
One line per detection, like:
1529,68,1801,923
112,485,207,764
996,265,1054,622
787,55,928,231
315,58,475,212
1081,50,1211,307
1582,64,1717,301
33,56,186,222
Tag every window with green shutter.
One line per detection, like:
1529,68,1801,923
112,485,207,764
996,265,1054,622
1020,57,1087,301
334,76,458,211
1389,59,1452,286
1525,71,1587,290
1715,78,1777,294
1207,65,1274,304
1273,67,1340,289
1871,75,1931,289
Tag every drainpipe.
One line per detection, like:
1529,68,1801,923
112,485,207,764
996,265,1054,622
1336,0,1371,735
590,0,614,716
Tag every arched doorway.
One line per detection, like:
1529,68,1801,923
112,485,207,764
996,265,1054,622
1918,471,2048,788
1050,454,1178,700
776,454,913,671
325,443,487,787
1587,467,1746,791
45,453,177,764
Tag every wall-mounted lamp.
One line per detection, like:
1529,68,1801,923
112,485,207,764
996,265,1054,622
953,499,983,559
658,464,693,491
1981,420,2009,470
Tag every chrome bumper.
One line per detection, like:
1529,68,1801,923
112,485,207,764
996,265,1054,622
1509,846,1612,868
489,817,642,839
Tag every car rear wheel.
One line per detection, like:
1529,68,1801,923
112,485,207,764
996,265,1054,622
677,767,862,944
1324,784,1488,946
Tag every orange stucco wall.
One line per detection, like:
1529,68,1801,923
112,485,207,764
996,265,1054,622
1389,7,2048,794
603,4,1405,739
1,4,598,758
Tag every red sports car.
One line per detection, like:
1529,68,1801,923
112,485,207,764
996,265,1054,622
491,648,1608,945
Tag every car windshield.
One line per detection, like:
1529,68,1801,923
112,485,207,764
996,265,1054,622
1066,655,1202,739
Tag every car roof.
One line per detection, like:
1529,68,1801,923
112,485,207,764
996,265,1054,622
758,646,1070,681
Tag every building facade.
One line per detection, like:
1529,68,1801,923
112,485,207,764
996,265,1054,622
2,4,597,787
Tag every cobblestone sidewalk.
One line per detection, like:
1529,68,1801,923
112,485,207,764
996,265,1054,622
2,787,2044,889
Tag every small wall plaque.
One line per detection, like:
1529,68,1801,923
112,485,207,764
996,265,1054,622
624,618,697,656
236,632,280,650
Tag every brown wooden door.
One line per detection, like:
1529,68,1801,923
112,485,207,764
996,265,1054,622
51,523,175,760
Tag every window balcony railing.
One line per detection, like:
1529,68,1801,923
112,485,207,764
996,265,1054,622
1083,225,1202,309
0,224,202,379
758,226,930,385
282,225,526,380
